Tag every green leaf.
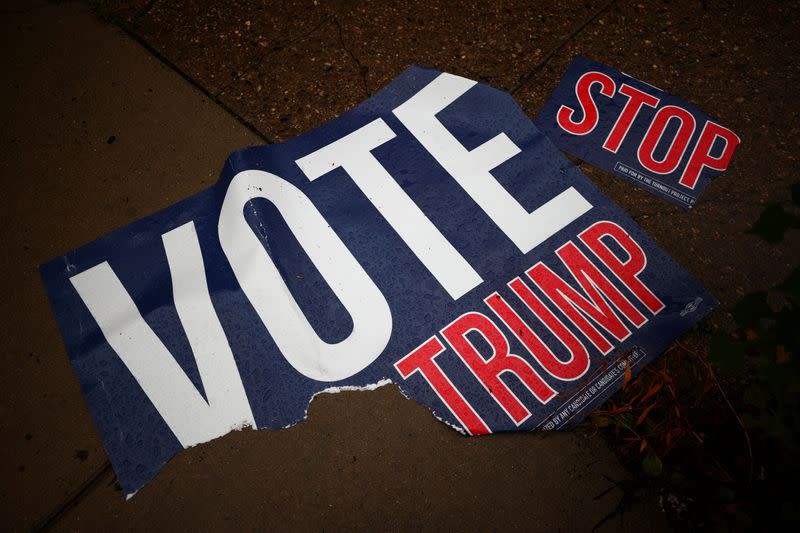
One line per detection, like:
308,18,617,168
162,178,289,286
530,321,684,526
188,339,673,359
747,203,799,243
780,501,800,526
709,332,747,376
717,485,736,503
732,291,772,327
761,413,787,438
642,452,663,477
774,308,800,355
743,384,769,408
777,266,800,306
669,469,686,486
741,412,760,429
590,415,611,428
616,413,634,429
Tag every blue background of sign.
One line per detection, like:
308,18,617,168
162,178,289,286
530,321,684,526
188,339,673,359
534,56,735,208
41,65,716,495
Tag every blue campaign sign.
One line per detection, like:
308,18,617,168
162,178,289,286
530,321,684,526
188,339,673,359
41,65,716,496
534,56,740,208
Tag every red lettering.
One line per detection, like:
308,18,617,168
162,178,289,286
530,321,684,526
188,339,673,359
487,286,590,381
557,241,647,328
579,221,664,315
395,336,490,435
527,254,633,355
637,105,696,174
602,83,660,153
556,71,616,136
678,120,740,189
442,312,556,425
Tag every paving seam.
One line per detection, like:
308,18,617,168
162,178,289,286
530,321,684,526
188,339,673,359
511,0,618,94
31,462,113,532
120,24,273,145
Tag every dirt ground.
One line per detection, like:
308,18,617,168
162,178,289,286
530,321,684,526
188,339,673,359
2,0,799,530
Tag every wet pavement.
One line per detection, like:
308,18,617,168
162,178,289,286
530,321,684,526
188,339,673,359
2,0,798,530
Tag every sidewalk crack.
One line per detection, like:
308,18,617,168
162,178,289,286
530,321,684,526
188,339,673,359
510,0,617,95
333,16,371,97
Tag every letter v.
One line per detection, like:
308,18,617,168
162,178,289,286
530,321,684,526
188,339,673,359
69,221,256,447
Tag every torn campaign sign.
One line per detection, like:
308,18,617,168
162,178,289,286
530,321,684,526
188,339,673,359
40,65,716,497
534,56,740,208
